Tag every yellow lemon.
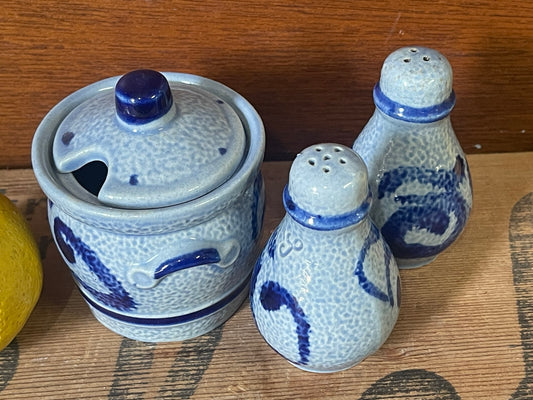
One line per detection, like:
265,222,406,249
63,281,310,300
0,192,42,351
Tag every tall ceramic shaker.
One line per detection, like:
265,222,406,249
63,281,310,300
353,46,473,269
250,144,400,373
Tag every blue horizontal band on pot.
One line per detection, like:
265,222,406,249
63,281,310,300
79,275,249,326
283,185,371,231
373,83,455,123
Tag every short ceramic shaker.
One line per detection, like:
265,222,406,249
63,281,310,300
250,144,400,373
353,46,473,269
32,70,265,342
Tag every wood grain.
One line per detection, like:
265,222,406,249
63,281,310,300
1,0,533,168
0,152,532,399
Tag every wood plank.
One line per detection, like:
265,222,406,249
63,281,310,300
0,152,531,398
1,0,533,168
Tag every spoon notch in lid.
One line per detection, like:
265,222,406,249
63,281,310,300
52,70,246,209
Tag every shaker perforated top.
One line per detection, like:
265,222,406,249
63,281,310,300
52,70,246,209
284,144,371,230
373,47,455,123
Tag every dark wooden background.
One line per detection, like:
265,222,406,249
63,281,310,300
1,0,532,168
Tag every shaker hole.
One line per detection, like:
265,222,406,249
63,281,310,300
323,154,331,161
333,147,342,152
403,58,411,63
322,166,330,173
73,161,108,197
423,56,431,61
410,48,418,53
315,147,323,152
308,159,316,166
339,158,346,164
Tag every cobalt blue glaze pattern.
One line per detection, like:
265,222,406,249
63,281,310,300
355,223,395,307
353,46,473,268
61,131,75,146
129,175,139,186
259,280,311,365
283,185,372,231
378,155,471,260
251,171,265,241
251,144,400,373
80,273,250,326
53,217,137,311
373,83,456,123
115,69,173,124
154,248,221,280
249,228,277,302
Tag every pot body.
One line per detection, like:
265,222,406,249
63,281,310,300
48,174,264,341
32,72,265,341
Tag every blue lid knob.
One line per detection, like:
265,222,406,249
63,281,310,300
115,70,173,124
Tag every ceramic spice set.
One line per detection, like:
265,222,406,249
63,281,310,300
31,46,472,372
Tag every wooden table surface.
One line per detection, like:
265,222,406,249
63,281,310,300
0,152,532,399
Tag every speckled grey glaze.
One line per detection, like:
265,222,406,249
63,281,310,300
353,46,473,269
380,47,452,108
32,71,265,342
250,144,400,373
53,81,245,208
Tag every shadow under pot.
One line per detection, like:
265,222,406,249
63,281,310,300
32,69,266,342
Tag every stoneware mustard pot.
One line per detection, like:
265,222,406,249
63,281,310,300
353,46,473,269
250,144,400,373
32,70,265,341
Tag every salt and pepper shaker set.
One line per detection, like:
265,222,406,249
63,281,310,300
250,46,473,372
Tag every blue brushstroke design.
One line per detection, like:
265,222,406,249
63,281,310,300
249,227,277,307
53,217,137,311
378,155,471,260
154,248,221,280
260,280,311,365
251,172,264,241
61,131,75,145
267,228,278,259
355,223,395,307
129,174,139,185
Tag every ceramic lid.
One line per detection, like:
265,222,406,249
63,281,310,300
52,69,246,209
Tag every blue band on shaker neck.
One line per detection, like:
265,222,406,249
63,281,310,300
373,83,455,123
283,185,371,231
